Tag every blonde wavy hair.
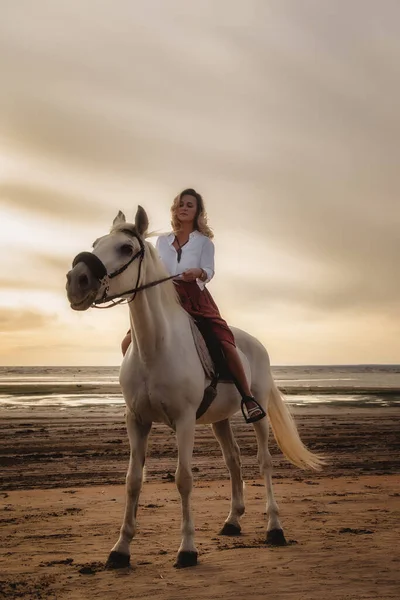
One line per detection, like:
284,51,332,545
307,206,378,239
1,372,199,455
170,188,214,239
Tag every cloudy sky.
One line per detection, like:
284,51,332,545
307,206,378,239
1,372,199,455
0,0,399,366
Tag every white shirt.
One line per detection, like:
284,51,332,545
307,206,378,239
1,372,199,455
156,231,215,289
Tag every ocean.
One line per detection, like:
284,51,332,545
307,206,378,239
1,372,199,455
0,365,399,411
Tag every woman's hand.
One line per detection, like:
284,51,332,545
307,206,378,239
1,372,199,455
181,268,203,282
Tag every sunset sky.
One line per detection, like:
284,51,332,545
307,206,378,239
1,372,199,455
0,1,399,366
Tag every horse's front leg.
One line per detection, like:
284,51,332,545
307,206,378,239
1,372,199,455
106,410,151,568
174,416,198,568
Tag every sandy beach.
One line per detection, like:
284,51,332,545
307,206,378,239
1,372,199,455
1,405,399,599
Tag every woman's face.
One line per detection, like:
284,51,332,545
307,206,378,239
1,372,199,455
177,194,198,225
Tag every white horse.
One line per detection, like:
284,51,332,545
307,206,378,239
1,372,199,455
66,206,323,569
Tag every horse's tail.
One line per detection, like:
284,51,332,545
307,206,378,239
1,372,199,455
267,381,325,470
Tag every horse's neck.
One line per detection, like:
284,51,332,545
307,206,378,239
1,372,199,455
128,287,189,362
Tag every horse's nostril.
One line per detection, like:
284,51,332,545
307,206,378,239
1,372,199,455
66,272,71,283
78,274,89,288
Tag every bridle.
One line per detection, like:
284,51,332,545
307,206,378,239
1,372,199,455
71,231,176,309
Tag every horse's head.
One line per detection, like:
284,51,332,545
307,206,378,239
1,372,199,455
66,206,149,311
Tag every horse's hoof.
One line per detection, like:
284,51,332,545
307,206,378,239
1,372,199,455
174,551,198,568
266,528,287,546
105,551,131,569
219,523,241,536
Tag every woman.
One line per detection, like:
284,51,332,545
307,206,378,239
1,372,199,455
121,188,266,423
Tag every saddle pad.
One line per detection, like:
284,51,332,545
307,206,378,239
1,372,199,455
189,318,215,380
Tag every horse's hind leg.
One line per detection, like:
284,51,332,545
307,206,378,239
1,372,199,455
253,417,287,546
106,411,151,568
212,419,245,536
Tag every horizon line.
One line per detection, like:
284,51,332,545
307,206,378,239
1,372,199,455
1,363,399,369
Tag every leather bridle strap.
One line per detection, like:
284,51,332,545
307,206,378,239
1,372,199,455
72,237,145,283
108,245,144,279
72,233,176,308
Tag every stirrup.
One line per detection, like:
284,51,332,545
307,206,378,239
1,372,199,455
241,397,266,424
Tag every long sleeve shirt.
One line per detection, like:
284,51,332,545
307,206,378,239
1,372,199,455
156,231,215,290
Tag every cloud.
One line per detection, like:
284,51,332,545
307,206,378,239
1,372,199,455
0,251,76,293
0,308,57,331
0,181,108,221
1,1,399,186
0,0,399,363
216,271,400,317
0,278,58,292
34,252,71,272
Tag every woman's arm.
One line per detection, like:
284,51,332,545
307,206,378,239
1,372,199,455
180,238,215,283
199,238,215,283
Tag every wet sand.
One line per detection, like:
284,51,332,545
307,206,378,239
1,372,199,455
1,405,399,599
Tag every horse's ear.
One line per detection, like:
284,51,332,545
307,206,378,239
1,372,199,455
113,210,126,226
135,205,149,236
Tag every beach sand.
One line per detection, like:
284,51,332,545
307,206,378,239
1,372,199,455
1,406,399,599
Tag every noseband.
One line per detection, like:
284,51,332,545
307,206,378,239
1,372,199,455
71,232,175,308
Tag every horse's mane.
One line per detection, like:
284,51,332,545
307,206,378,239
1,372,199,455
111,222,180,310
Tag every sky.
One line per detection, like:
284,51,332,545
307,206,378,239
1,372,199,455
0,0,399,366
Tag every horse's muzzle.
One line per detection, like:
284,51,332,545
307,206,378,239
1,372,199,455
66,254,104,310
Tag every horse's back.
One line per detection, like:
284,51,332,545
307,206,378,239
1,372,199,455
231,326,270,364
230,326,272,392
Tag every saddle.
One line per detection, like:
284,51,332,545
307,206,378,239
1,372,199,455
189,317,234,420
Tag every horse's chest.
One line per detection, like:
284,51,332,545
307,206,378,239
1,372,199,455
119,354,203,422
120,357,166,397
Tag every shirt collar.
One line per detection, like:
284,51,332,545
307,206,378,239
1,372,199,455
167,230,201,245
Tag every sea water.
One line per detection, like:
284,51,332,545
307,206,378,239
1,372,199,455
0,365,399,411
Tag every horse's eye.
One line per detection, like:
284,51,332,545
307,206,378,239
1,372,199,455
120,244,133,256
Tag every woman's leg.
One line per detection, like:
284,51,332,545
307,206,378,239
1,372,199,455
174,282,265,423
121,331,132,356
221,341,265,422
221,341,252,396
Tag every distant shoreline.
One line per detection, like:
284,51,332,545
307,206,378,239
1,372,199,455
1,363,399,369
1,382,400,396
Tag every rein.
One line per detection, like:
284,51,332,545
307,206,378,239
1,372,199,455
93,273,178,308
